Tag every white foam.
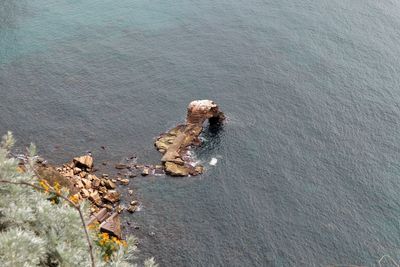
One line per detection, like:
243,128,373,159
209,158,218,166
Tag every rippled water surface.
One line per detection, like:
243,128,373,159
2,0,400,266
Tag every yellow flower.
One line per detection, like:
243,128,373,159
101,233,109,240
69,194,80,204
39,179,50,192
54,182,61,194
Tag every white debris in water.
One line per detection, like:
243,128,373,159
209,158,218,166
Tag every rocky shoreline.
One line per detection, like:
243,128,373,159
34,154,148,239
29,100,224,240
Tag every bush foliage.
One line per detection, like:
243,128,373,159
0,132,156,267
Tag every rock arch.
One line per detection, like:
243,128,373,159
155,100,225,176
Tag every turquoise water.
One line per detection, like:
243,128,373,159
2,0,400,266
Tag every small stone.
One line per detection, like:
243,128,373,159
73,155,94,169
99,186,108,194
102,162,107,166
127,205,137,213
128,173,137,178
141,167,150,176
104,180,116,189
102,173,109,178
111,179,117,183
117,177,122,181
115,163,128,169
130,200,138,206
120,179,129,185
92,177,101,188
128,190,133,195
116,205,125,213
154,168,165,175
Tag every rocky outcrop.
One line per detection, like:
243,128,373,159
41,154,141,238
155,100,224,176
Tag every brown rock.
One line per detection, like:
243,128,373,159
98,186,108,194
164,162,189,176
116,205,125,213
115,163,128,169
103,204,113,211
120,179,129,185
73,155,93,169
79,171,87,178
81,188,90,198
189,165,204,176
103,190,120,203
92,177,101,188
154,100,224,177
141,166,150,176
73,168,82,174
89,191,102,206
130,200,138,206
104,180,116,189
87,208,109,226
82,179,92,189
127,205,137,213
75,180,84,189
100,212,121,239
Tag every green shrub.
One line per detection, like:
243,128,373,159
0,132,156,267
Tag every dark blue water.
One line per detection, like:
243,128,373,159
2,0,400,266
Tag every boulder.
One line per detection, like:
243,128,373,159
89,191,102,206
100,212,121,239
103,190,120,203
104,180,116,190
73,155,93,169
164,162,189,177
